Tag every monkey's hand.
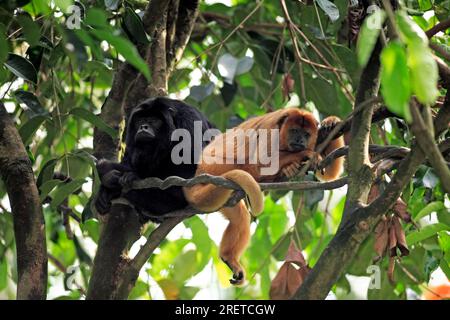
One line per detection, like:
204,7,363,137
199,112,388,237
119,171,139,189
101,169,123,189
282,161,301,179
307,152,323,173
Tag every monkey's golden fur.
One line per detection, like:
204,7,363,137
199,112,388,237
183,108,345,285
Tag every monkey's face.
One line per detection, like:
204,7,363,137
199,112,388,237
134,116,164,144
279,111,318,152
286,126,312,151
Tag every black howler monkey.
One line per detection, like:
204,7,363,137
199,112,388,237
94,97,214,222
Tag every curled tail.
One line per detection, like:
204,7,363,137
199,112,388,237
316,116,345,181
183,169,264,215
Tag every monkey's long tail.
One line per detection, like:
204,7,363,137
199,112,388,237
183,169,264,215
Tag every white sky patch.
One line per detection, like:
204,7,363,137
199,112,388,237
79,136,93,149
275,16,285,24
204,0,232,6
0,78,24,101
383,118,392,133
166,220,192,241
0,197,11,212
81,179,93,194
129,236,148,259
345,274,371,300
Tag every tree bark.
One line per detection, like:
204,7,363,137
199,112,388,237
86,204,141,299
87,0,200,299
0,102,47,300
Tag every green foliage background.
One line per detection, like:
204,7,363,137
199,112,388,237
0,0,448,299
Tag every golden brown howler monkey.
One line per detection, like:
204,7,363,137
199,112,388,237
183,108,345,285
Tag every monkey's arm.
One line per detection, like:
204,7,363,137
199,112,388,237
97,159,132,189
94,159,133,215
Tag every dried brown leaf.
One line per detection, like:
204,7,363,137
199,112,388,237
393,198,412,223
393,216,409,257
269,240,310,300
285,240,306,267
373,218,389,262
388,257,396,284
388,218,398,257
282,73,295,101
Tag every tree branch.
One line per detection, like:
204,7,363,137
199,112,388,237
410,100,450,193
292,36,382,299
425,18,450,38
0,102,47,299
343,40,382,219
293,83,450,300
88,0,201,300
168,0,200,73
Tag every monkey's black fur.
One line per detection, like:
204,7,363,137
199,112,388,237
94,97,214,222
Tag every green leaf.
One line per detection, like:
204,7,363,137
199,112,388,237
50,178,86,209
128,280,148,299
172,250,197,284
316,0,340,22
82,219,100,242
440,256,450,280
122,7,149,44
0,24,8,65
407,42,439,105
4,53,37,83
39,179,63,202
380,41,411,121
90,29,150,81
85,8,109,28
37,158,59,187
357,10,386,67
53,0,72,11
19,115,48,145
396,11,428,46
0,259,7,290
406,223,450,246
17,15,41,47
14,90,47,115
70,108,118,139
438,231,450,252
184,216,212,271
82,198,95,223
414,201,445,221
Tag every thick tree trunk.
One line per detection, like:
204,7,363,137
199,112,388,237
87,0,200,299
86,204,141,299
0,102,47,300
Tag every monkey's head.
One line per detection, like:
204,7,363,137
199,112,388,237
278,109,319,152
133,115,164,144
126,98,177,149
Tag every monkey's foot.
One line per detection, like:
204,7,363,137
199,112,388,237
221,257,245,286
230,270,244,285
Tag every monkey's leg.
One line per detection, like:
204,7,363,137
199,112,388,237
316,116,345,181
219,201,251,285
